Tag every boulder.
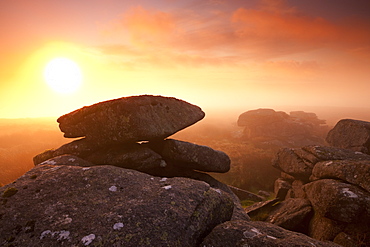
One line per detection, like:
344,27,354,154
57,95,205,143
326,119,370,154
273,146,370,181
303,179,370,223
312,159,370,193
287,180,307,199
200,220,341,247
157,139,230,173
0,164,234,246
266,198,312,233
33,138,102,165
308,213,346,241
83,143,165,171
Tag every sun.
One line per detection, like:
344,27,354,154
43,57,83,94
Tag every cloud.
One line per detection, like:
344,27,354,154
98,1,370,70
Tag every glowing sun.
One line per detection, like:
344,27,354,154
43,57,82,94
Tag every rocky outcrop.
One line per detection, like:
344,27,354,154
237,108,328,147
1,95,341,246
326,119,370,154
251,119,370,246
33,95,230,174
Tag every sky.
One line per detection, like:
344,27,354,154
0,0,370,118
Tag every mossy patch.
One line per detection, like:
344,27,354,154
2,187,18,198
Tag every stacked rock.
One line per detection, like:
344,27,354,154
33,95,230,175
246,120,370,246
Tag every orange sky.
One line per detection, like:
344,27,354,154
1,0,370,118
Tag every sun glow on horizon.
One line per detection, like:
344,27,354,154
43,57,83,94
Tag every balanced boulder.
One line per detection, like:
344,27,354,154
57,95,205,143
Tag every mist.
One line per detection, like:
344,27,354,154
2,105,370,190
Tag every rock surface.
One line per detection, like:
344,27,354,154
312,159,370,193
0,165,234,246
303,179,370,223
58,95,205,143
326,119,370,154
201,220,340,247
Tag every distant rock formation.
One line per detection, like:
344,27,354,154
247,119,370,246
237,108,328,147
0,95,338,246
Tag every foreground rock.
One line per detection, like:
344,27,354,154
263,120,370,246
326,119,370,154
201,220,340,247
0,165,234,246
58,95,205,143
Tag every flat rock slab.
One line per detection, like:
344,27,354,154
312,160,370,193
57,95,205,143
0,165,233,246
201,220,341,247
273,145,370,181
158,139,231,173
326,119,370,154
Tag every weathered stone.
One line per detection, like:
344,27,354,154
289,180,307,199
274,178,291,200
83,143,165,171
302,145,370,161
201,220,341,247
333,232,359,247
303,179,370,223
37,154,93,167
312,159,370,193
228,185,264,202
326,119,370,154
141,164,250,221
273,148,314,181
308,213,346,241
157,139,230,173
0,164,233,246
266,198,312,233
273,145,370,181
57,95,205,143
33,138,101,165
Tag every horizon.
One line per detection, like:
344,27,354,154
1,0,370,118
